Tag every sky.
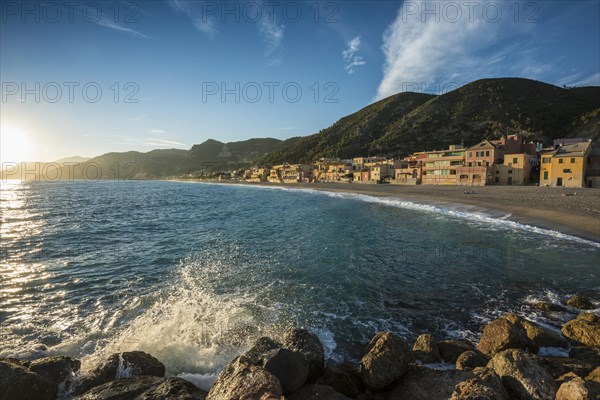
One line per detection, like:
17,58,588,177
1,0,599,162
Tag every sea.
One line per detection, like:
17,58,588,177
0,180,598,390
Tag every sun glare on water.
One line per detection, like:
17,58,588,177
0,125,34,164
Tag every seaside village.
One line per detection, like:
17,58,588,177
235,135,600,188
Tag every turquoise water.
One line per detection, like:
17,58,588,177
0,180,598,388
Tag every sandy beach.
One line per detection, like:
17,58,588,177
222,182,600,243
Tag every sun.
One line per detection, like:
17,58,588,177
0,125,34,164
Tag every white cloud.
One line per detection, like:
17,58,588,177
375,0,544,99
342,36,366,74
258,14,285,66
168,0,217,38
96,16,152,39
149,129,166,134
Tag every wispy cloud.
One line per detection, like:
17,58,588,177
94,13,152,39
143,138,188,148
375,0,541,99
168,0,217,38
258,14,285,66
149,129,166,134
342,36,366,74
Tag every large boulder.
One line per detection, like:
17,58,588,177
437,340,474,364
75,351,165,395
383,364,473,400
555,375,600,400
241,337,281,365
450,367,509,400
566,295,595,310
561,313,600,347
412,334,442,364
570,346,600,368
282,328,325,382
529,302,567,312
455,351,489,370
541,356,598,379
206,357,283,400
74,376,206,400
261,348,309,394
520,320,568,348
477,314,538,356
359,332,410,389
288,384,352,400
487,349,556,399
317,363,363,398
586,366,600,383
0,359,55,400
28,356,81,392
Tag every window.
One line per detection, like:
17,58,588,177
508,170,512,174
563,169,571,173
513,158,518,164
485,151,490,156
543,171,548,180
495,177,499,183
469,152,472,158
559,159,563,164
571,158,576,163
542,157,550,164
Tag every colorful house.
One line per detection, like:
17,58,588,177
540,141,592,187
416,145,465,185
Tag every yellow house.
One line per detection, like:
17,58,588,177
494,153,532,185
540,141,592,187
268,165,284,183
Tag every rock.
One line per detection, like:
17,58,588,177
555,375,600,400
455,351,489,370
487,349,556,399
74,376,206,400
586,366,600,383
288,384,352,400
476,314,538,356
261,348,309,394
566,295,595,310
206,357,283,400
317,363,363,398
241,337,281,365
520,319,569,348
359,332,410,389
412,334,442,364
530,302,567,312
450,367,509,400
570,346,600,367
437,339,474,364
75,351,166,395
541,356,597,379
282,328,325,382
0,359,56,400
383,364,473,400
561,313,600,347
28,356,81,390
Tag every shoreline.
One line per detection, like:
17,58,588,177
176,180,600,243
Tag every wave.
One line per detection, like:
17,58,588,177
208,183,600,248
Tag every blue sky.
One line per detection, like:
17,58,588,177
1,0,599,162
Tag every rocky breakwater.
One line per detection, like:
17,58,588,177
1,295,599,400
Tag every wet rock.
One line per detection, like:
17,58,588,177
28,356,81,390
412,334,442,364
437,339,474,364
382,364,472,400
455,350,489,370
241,337,281,365
261,348,309,394
206,357,283,400
0,359,55,400
282,328,325,382
487,349,556,400
586,366,600,383
520,319,569,348
75,351,165,395
566,295,595,310
450,367,509,400
74,376,206,400
288,384,352,400
360,332,410,389
541,356,597,379
561,313,600,347
476,314,538,356
317,363,363,398
569,346,600,367
530,302,567,312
